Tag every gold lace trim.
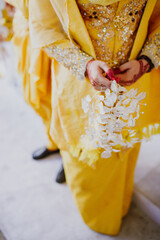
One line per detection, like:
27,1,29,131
140,33,160,69
45,44,93,80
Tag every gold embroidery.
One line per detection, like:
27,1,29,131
45,44,93,80
114,0,147,66
140,33,160,69
77,2,117,65
77,0,147,67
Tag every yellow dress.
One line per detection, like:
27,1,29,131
24,0,160,235
6,0,58,150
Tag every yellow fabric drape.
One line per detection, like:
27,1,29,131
6,0,58,150
88,0,120,5
62,143,141,235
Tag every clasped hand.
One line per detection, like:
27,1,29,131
86,59,149,90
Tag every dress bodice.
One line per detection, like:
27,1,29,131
77,0,147,67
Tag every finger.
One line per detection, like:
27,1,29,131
119,61,132,72
119,80,135,87
96,74,111,88
93,85,108,91
91,78,109,91
99,63,119,82
116,71,130,82
98,61,110,73
91,76,109,89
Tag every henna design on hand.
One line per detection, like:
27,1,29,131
133,60,149,81
122,60,150,85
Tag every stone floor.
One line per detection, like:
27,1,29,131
0,57,160,239
0,231,6,240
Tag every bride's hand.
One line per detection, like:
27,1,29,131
86,60,113,91
114,59,150,87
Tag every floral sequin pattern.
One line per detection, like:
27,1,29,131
45,44,93,80
114,0,147,66
140,33,160,69
77,0,147,67
77,1,117,65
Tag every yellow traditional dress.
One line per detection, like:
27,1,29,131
23,0,160,235
5,0,58,150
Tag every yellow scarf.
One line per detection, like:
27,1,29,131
89,0,120,5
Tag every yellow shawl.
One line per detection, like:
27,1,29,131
82,0,120,5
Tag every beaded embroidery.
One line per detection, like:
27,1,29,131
77,1,117,65
113,0,147,66
77,0,147,67
45,44,93,80
140,33,160,69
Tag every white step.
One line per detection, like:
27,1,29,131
134,145,160,226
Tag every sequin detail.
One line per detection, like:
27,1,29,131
45,44,93,80
140,33,160,69
113,0,147,66
77,0,147,67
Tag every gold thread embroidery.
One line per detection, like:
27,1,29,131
45,44,93,80
140,33,160,69
77,0,146,67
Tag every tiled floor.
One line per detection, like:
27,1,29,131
0,67,160,239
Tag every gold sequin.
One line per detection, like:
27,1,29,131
140,33,160,69
77,0,147,67
45,44,93,80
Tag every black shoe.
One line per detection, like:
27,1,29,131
56,164,66,183
32,146,59,160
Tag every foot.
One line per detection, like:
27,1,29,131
32,146,59,160
56,164,66,184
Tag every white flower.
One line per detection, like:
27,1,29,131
104,93,117,107
128,116,135,127
122,98,130,105
111,80,118,93
98,102,105,114
98,95,104,101
101,150,112,159
118,95,126,101
126,89,137,98
154,123,159,130
86,95,92,102
105,88,111,96
81,80,146,162
112,149,120,153
135,92,146,101
81,95,91,113
118,86,127,93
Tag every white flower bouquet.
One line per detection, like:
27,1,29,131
81,80,146,159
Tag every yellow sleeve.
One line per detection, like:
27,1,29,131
29,0,93,80
140,0,160,69
45,40,93,80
